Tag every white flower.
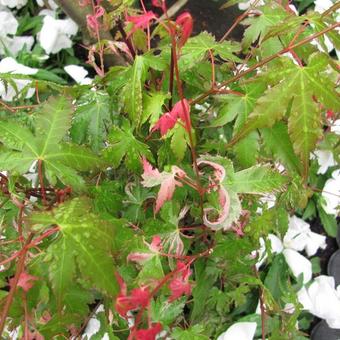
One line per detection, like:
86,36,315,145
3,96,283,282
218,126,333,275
330,119,340,135
0,0,27,8
64,65,92,85
0,57,37,101
238,0,264,10
82,318,100,339
312,0,340,57
283,216,327,257
255,234,283,269
38,15,78,54
35,0,58,10
298,276,340,329
0,10,18,36
283,249,312,284
0,36,34,56
322,169,340,216
82,304,105,339
256,194,276,214
312,150,337,175
217,322,257,340
314,0,337,13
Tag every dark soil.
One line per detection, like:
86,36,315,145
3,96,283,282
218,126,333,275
144,0,244,41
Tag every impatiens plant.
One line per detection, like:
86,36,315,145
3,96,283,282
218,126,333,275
0,0,339,339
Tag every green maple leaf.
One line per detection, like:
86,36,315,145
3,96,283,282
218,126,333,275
71,91,112,152
261,122,302,175
242,4,287,48
142,91,169,126
121,56,148,127
226,165,289,194
28,198,120,300
0,97,105,190
179,31,241,71
104,119,153,171
231,54,340,175
210,81,266,131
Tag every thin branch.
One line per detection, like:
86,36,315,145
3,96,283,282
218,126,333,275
191,22,340,108
0,233,34,337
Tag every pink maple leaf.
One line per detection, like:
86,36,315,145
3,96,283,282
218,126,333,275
10,272,39,292
197,159,231,230
149,235,162,252
141,157,161,184
126,11,157,37
115,272,150,317
127,236,163,264
176,12,193,48
152,99,190,136
155,166,186,213
203,187,230,230
197,159,226,183
168,261,192,302
86,6,105,31
141,158,186,213
135,322,163,340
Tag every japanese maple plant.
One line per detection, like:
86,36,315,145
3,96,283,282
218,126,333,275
0,0,339,339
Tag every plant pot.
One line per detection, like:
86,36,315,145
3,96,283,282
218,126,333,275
311,321,340,340
327,249,340,287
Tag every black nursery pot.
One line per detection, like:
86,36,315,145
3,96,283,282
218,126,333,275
311,321,340,340
327,249,340,287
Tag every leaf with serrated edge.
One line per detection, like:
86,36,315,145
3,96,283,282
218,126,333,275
35,96,73,157
226,165,288,194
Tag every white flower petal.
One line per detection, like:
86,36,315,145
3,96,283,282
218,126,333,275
82,318,100,338
303,276,340,329
314,150,336,174
39,15,78,54
0,57,37,101
283,249,312,284
297,286,314,310
238,0,264,10
284,216,326,257
0,10,18,36
0,0,27,8
217,322,257,340
330,120,340,135
35,0,58,10
64,65,92,85
7,36,35,56
322,169,340,216
255,234,283,269
314,0,335,13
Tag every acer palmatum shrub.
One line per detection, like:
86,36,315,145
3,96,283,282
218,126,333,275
0,0,339,339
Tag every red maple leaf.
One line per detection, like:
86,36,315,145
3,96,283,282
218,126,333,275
176,12,193,48
126,11,157,37
115,272,150,317
152,99,190,136
151,0,166,12
135,322,163,340
10,272,39,292
168,261,192,302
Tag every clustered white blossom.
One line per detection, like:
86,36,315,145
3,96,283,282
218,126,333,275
0,57,37,101
0,6,34,56
38,11,78,55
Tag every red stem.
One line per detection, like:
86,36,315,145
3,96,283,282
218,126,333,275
191,22,340,107
0,233,34,337
169,30,205,217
